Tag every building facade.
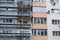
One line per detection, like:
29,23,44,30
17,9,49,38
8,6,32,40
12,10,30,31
47,0,60,40
0,0,60,40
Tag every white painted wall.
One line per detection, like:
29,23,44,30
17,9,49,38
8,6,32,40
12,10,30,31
46,0,60,40
47,14,60,40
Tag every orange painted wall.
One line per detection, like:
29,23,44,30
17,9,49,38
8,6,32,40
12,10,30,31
33,24,47,29
33,12,47,17
32,36,48,40
32,1,48,40
33,2,46,7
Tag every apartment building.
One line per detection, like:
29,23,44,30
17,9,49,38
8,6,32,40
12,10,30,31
0,0,32,40
0,0,60,40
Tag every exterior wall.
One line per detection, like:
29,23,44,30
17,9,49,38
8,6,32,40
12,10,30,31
46,0,60,10
32,0,48,40
33,12,47,17
47,14,60,40
33,24,47,29
32,36,48,40
33,2,46,7
47,0,60,40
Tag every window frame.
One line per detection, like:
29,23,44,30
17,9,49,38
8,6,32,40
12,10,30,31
33,6,46,12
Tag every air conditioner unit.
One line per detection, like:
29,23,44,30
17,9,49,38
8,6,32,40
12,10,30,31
46,10,50,14
59,26,60,28
51,2,56,5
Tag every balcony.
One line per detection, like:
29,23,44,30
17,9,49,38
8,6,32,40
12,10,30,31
0,25,17,27
0,1,17,7
17,11,32,16
23,0,32,2
0,23,17,25
0,11,17,16
18,0,32,7
20,33,31,36
17,23,32,29
18,4,32,16
0,33,31,36
17,16,32,29
17,17,31,23
23,12,31,16
0,24,31,29
0,16,17,18
0,33,20,36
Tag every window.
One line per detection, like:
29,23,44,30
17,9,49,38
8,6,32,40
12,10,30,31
3,19,5,23
32,29,36,35
53,31,60,36
0,8,17,12
41,18,44,24
52,20,60,25
0,0,14,1
42,0,46,2
20,31,29,33
51,9,59,13
7,0,14,1
33,0,46,2
41,30,44,36
38,30,40,35
44,18,47,24
34,18,47,24
3,19,12,23
6,19,12,23
34,29,36,35
33,7,46,12
25,0,30,1
50,0,58,3
0,8,6,12
32,29,47,36
8,8,17,12
45,30,47,36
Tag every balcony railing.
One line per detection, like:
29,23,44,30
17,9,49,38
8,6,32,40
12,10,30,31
0,23,17,25
23,12,32,16
0,25,17,27
17,12,22,16
0,11,17,16
18,0,32,7
0,2,17,7
17,12,32,16
18,23,32,29
0,33,31,36
0,23,32,28
0,0,15,3
0,16,17,18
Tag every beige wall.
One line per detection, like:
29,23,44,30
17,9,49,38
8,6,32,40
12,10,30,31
33,24,47,29
33,12,47,17
32,36,48,40
33,2,46,7
32,1,48,40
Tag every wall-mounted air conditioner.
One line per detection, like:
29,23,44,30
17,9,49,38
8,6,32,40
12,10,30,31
46,10,50,14
59,25,60,28
51,2,56,5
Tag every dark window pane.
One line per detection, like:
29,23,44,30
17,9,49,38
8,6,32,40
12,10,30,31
41,30,44,36
38,30,40,35
45,30,47,36
41,18,43,24
34,29,36,35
